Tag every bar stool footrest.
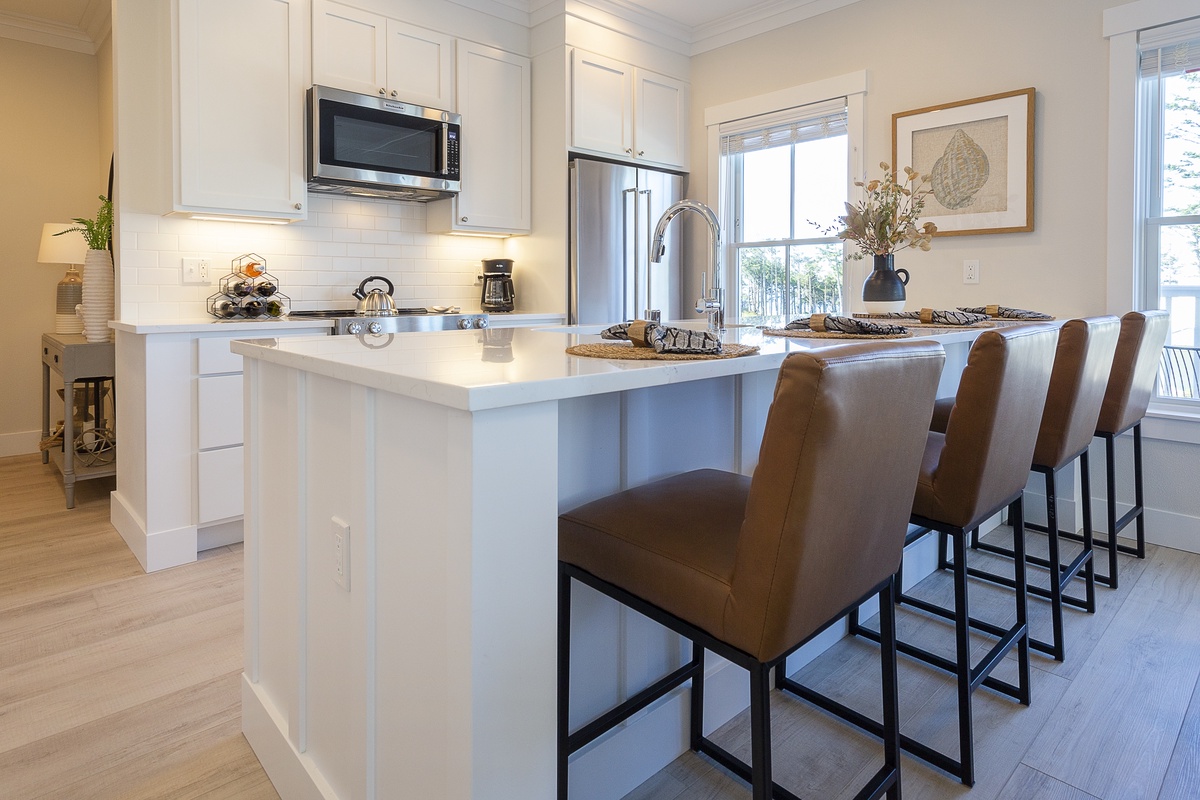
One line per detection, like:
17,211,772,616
693,736,805,800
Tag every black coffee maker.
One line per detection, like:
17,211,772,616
480,259,515,312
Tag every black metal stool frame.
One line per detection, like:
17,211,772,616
1060,422,1146,589
558,562,902,800
964,454,1097,661
807,494,1032,787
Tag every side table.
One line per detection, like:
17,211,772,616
41,333,116,508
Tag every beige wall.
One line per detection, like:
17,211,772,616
689,0,1123,318
0,38,102,454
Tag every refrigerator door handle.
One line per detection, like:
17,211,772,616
640,189,653,319
622,188,637,322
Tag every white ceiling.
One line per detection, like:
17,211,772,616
0,0,857,55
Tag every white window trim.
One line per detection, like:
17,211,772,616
705,71,867,318
1106,0,1200,421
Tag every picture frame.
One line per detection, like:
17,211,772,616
892,87,1035,236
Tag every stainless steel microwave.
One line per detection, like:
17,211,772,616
306,85,461,202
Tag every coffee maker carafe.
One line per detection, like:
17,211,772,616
480,259,515,312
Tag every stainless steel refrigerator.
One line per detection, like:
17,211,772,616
568,157,685,325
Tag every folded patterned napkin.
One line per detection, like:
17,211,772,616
861,308,990,325
601,320,722,354
958,304,1053,320
784,313,908,336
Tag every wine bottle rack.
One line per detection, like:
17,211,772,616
206,253,291,320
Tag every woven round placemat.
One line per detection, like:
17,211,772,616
566,342,760,360
851,314,997,329
761,329,913,340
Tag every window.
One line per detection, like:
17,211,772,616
1139,22,1200,400
719,101,848,325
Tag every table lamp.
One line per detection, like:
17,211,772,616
37,223,87,335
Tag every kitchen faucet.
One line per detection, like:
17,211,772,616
650,199,724,333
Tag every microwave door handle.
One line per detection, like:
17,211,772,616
441,123,450,176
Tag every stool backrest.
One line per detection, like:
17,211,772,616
729,340,945,663
925,325,1058,529
1096,310,1171,436
1034,316,1120,470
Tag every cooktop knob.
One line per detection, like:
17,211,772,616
458,318,473,329
369,321,383,334
347,322,363,335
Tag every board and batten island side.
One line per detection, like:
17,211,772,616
233,323,983,800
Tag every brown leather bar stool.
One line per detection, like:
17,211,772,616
1061,310,1169,587
816,326,1057,786
557,341,946,800
941,317,1120,661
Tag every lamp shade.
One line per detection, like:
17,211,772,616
37,223,88,265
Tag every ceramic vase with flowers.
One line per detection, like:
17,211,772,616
56,196,113,343
833,163,936,313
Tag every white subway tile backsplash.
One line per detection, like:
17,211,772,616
115,204,510,322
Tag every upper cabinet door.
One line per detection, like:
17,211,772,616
570,49,633,158
176,0,307,220
633,69,688,170
311,0,388,97
426,41,530,235
384,19,455,110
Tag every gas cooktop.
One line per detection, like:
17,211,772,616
287,307,489,334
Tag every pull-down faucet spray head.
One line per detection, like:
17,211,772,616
650,199,724,332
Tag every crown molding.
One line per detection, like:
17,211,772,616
447,0,532,27
690,0,863,54
0,10,96,54
79,0,112,48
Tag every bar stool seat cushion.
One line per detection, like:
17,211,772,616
559,468,750,642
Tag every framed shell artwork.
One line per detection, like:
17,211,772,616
893,87,1035,236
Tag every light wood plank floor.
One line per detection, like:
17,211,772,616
0,454,278,800
4,452,1200,800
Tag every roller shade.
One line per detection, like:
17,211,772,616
719,98,847,156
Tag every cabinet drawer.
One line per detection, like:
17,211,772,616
198,446,244,523
198,374,244,449
197,336,244,375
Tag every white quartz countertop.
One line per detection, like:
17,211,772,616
231,322,993,412
111,317,334,334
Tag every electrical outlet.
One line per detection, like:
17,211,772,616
182,257,210,284
963,259,980,284
332,517,351,590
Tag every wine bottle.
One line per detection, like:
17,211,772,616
214,298,239,319
266,299,285,318
255,280,278,297
242,298,265,318
231,279,253,297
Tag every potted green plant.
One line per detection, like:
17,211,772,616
57,196,114,342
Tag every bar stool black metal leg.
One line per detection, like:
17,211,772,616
690,644,705,752
951,529,975,786
557,567,572,800
1044,469,1065,661
1080,450,1097,612
748,662,773,800
1010,496,1032,705
1105,433,1120,588
1133,423,1146,558
878,577,902,800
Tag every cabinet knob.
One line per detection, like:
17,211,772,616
460,216,468,222
379,88,386,95
391,90,398,97
625,148,632,154
637,150,645,156
294,203,302,210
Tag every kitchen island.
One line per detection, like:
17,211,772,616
233,323,982,800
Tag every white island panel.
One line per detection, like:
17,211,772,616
236,324,984,800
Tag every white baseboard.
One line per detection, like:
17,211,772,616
243,676,339,800
0,430,41,457
110,490,199,572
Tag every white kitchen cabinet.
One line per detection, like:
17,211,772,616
427,42,531,235
570,48,688,170
198,446,244,524
311,0,454,110
175,0,307,221
198,374,244,450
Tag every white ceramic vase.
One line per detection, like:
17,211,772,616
81,248,114,343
